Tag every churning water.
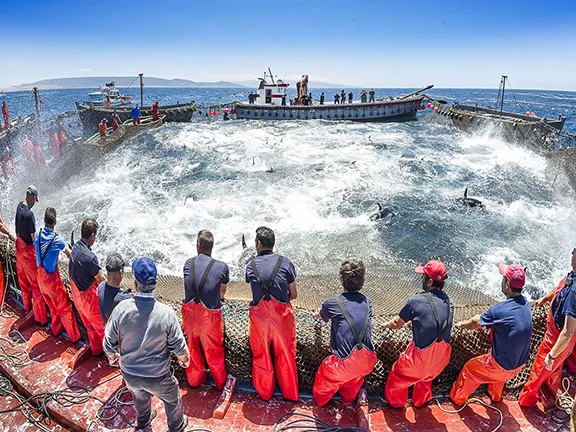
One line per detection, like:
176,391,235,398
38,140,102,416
1,87,576,300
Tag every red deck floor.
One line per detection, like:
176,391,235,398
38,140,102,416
0,299,570,431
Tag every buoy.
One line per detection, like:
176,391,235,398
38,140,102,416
427,102,433,109
435,107,440,112
525,111,531,116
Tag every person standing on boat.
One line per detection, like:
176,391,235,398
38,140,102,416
449,264,532,406
34,207,81,343
519,247,576,409
69,218,106,356
340,90,346,105
369,89,375,103
246,226,299,401
56,116,68,149
130,105,141,125
2,102,9,129
111,113,121,132
334,93,340,104
15,185,48,325
320,92,325,105
348,92,353,104
104,257,190,432
182,230,230,391
383,259,454,408
98,253,131,325
98,119,108,138
2,145,15,181
312,259,377,407
151,101,160,121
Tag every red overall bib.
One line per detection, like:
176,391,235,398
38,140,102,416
15,236,48,324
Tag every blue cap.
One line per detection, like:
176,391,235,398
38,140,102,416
132,258,157,288
27,185,39,202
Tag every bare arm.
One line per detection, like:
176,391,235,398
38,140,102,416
384,315,406,330
456,314,482,330
288,281,297,300
546,315,576,369
537,290,555,307
63,245,71,259
220,283,227,301
0,217,15,241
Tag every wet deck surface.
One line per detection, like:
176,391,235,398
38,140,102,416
0,299,570,432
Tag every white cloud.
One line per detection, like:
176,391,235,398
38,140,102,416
80,68,92,72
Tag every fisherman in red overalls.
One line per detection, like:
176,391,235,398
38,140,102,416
2,145,15,181
384,260,454,408
15,186,48,324
98,119,108,138
246,226,299,401
151,101,160,121
182,230,230,390
2,102,9,129
519,247,576,409
111,113,121,132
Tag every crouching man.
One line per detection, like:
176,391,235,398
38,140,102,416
313,259,377,407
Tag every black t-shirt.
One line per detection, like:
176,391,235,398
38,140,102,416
15,202,35,244
183,254,230,309
245,251,296,305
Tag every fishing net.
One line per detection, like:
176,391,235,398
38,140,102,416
0,236,548,395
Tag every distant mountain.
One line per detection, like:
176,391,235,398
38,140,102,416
234,79,361,89
3,76,246,91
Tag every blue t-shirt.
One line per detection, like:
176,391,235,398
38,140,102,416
183,254,230,309
245,250,296,305
15,202,36,245
98,281,132,324
320,292,374,359
34,227,66,274
130,107,141,118
480,295,532,370
552,272,576,331
69,240,101,291
398,289,454,349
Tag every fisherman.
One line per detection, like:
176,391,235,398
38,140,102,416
98,119,108,138
320,92,325,105
104,257,190,432
312,259,377,407
334,93,340,104
111,112,121,132
383,259,453,408
340,90,346,104
98,252,131,325
2,145,15,181
369,89,375,103
69,218,106,355
130,105,141,125
450,264,532,406
248,92,254,104
151,101,160,121
34,207,81,342
309,93,313,105
361,90,368,103
182,230,230,390
2,101,9,129
32,142,46,168
49,123,61,159
56,116,68,149
0,215,16,304
348,92,353,104
246,226,298,401
519,246,576,409
15,186,48,324
282,94,287,106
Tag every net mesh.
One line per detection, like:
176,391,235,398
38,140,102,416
0,236,547,394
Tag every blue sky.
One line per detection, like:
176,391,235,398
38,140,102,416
2,0,575,90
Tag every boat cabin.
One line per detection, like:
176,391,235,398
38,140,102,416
255,71,289,105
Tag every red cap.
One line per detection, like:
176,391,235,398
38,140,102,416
499,264,525,289
415,260,448,282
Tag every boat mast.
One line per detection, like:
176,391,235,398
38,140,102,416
499,75,507,115
33,87,40,120
268,67,275,85
139,73,144,107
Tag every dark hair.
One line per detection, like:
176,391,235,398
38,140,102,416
424,274,445,290
339,259,365,292
81,218,99,240
44,207,57,226
255,226,275,249
197,230,214,254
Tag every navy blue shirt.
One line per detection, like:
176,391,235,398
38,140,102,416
480,295,532,370
34,227,66,274
15,202,35,245
320,292,374,359
130,107,140,118
399,289,454,349
183,254,230,309
552,272,576,331
69,240,101,291
245,250,296,305
98,282,132,324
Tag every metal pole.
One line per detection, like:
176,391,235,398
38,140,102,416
33,87,40,120
139,73,144,107
500,75,507,115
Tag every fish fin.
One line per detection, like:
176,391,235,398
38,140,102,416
378,202,382,211
464,187,468,198
242,234,247,250
70,230,75,248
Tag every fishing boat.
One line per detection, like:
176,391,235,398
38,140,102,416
84,115,165,148
76,74,196,133
234,69,430,122
428,76,566,153
77,82,133,108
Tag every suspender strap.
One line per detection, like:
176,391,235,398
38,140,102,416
251,255,283,301
190,257,216,302
554,275,574,330
38,228,57,269
425,292,450,343
335,296,370,350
